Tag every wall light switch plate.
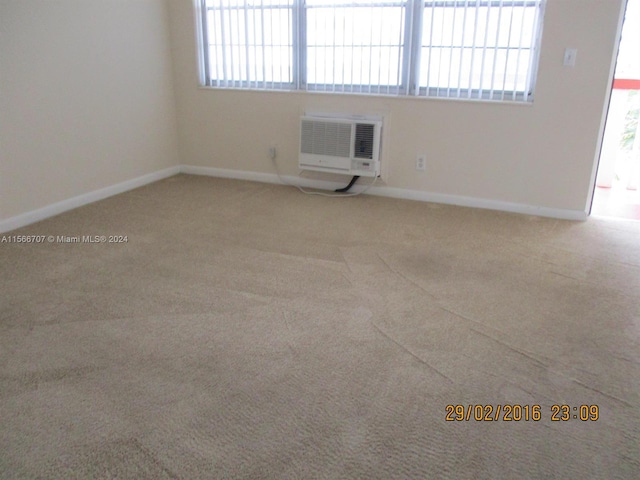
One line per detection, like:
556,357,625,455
563,48,577,67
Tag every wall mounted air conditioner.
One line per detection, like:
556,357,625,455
299,115,382,177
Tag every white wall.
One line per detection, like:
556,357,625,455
167,0,625,216
0,0,179,222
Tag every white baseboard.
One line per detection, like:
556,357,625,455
180,165,349,191
0,166,181,233
0,164,586,233
180,165,587,221
181,165,285,186
368,186,588,221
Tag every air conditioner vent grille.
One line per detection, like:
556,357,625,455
299,115,382,178
301,120,352,158
354,123,375,159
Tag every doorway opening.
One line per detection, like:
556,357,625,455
592,0,640,220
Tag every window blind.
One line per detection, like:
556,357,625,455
199,0,545,102
419,1,544,101
204,0,295,88
304,1,406,95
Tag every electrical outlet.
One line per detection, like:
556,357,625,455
416,154,426,172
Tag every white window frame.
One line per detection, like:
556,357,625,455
195,0,546,103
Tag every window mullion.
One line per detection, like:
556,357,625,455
295,0,306,90
403,0,423,95
524,0,545,101
198,0,211,86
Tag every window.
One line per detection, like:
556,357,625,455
197,0,545,102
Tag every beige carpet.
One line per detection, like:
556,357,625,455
1,174,639,479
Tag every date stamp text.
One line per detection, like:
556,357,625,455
445,404,599,422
